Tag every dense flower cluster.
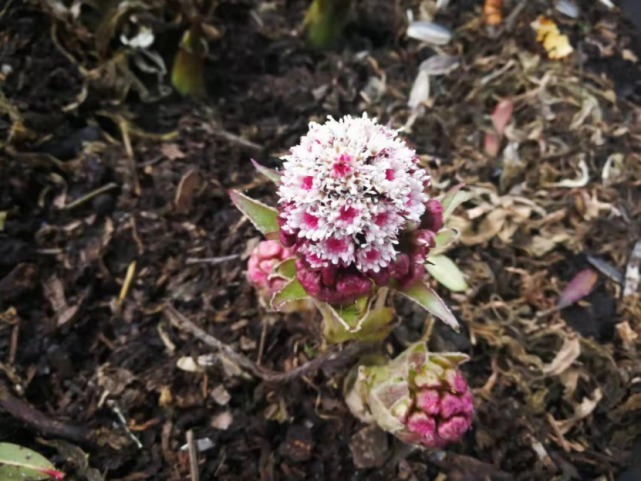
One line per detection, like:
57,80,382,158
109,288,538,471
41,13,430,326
277,115,443,304
345,345,474,449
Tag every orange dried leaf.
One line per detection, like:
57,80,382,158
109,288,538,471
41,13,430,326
483,0,502,26
531,16,574,60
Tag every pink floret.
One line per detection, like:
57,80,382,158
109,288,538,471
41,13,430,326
247,240,293,295
437,415,471,443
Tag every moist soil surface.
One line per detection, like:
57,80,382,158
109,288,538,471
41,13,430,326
1,1,641,480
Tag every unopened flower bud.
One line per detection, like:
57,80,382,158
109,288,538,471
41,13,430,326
345,343,473,449
247,240,294,307
421,199,444,233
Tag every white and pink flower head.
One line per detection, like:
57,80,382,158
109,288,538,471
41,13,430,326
277,114,443,305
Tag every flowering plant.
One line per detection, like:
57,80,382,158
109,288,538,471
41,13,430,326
232,114,474,450
232,114,468,343
344,342,474,449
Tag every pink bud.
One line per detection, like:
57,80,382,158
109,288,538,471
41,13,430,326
296,259,371,304
437,415,470,443
422,199,444,233
336,271,372,299
345,345,474,450
247,240,293,296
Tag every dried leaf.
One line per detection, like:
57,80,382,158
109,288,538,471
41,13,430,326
624,240,641,297
174,169,201,214
407,21,453,45
556,388,602,434
542,336,580,376
586,255,623,284
161,143,186,161
211,410,233,430
531,16,574,60
459,209,507,246
408,70,430,110
616,321,639,349
419,55,459,76
555,0,579,19
546,159,589,188
483,0,502,26
484,132,501,157
491,99,514,136
558,269,598,308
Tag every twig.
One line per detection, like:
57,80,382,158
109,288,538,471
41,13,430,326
185,254,240,266
60,183,119,211
0,379,90,444
164,305,373,383
107,399,143,449
210,127,263,152
505,0,527,32
118,261,137,304
186,430,200,481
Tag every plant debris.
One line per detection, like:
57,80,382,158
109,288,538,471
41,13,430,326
1,0,641,479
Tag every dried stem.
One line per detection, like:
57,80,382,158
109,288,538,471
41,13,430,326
164,304,374,383
0,379,90,444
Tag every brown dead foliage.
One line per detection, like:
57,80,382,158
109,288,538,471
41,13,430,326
1,0,641,480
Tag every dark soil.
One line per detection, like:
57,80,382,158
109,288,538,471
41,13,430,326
1,1,641,480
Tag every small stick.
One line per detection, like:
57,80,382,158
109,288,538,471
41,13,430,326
8,324,18,365
118,261,137,304
164,305,373,383
256,318,268,366
60,182,119,211
107,399,143,449
187,429,200,481
185,255,240,266
0,379,90,445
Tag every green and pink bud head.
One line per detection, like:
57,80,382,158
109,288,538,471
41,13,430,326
277,114,443,305
246,240,296,308
345,343,473,449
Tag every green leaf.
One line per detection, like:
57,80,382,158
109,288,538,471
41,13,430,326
304,0,352,48
325,306,395,344
398,280,459,331
271,258,297,280
0,443,65,480
317,296,395,343
432,228,459,255
171,29,207,98
229,190,279,235
251,159,281,184
439,184,470,220
271,279,309,309
425,255,468,292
